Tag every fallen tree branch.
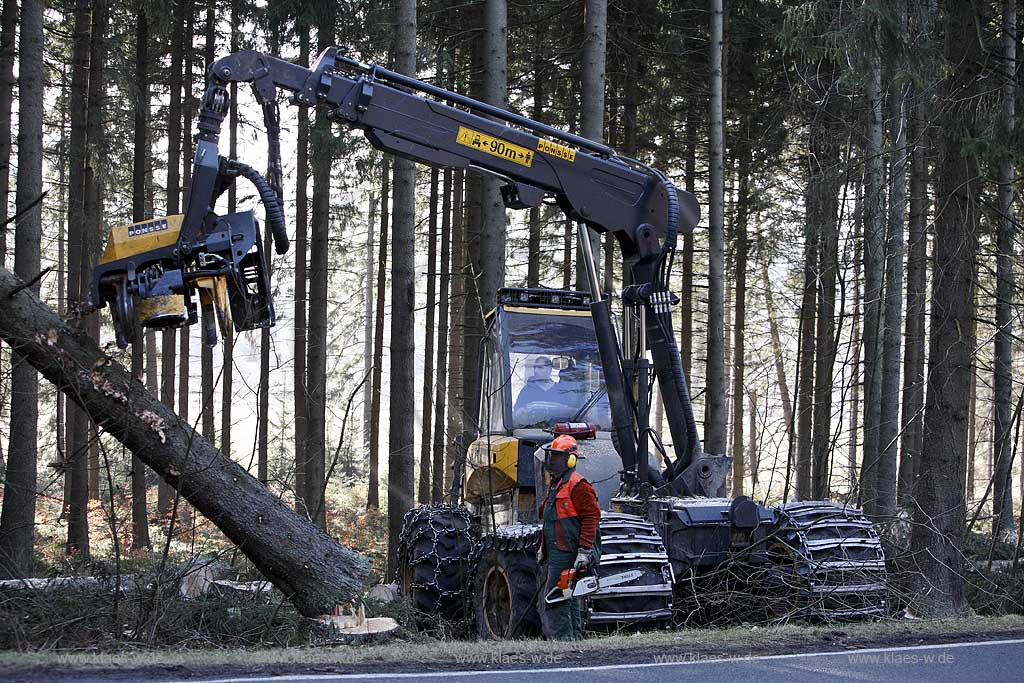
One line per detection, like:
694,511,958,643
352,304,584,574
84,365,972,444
0,265,370,617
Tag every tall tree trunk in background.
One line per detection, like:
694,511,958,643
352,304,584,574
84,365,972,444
859,50,885,518
432,168,453,503
179,1,196,473
0,0,15,265
910,0,981,616
306,7,335,529
760,254,793,434
0,0,43,578
363,191,376,457
66,0,99,557
387,0,418,578
561,217,572,289
200,0,215,445
292,24,309,512
848,187,863,493
368,161,389,510
446,169,465,491
809,72,842,500
221,0,238,464
748,389,759,492
83,0,108,506
794,193,817,501
463,0,508,445
876,75,907,519
159,0,187,517
992,0,1017,538
575,0,606,292
898,85,929,507
680,109,697,380
730,146,750,497
705,0,727,455
129,6,151,551
526,31,545,289
257,214,272,485
418,168,439,504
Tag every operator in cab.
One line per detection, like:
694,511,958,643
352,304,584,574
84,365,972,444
513,356,562,415
536,435,601,640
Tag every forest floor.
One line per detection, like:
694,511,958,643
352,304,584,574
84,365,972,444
2,614,1023,681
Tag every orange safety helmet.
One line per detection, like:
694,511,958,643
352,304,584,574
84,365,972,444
542,434,579,469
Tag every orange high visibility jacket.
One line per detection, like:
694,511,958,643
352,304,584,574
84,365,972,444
540,469,601,552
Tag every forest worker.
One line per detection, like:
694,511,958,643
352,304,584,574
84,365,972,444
536,434,601,640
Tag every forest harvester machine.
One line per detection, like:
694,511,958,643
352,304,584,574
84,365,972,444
89,47,889,637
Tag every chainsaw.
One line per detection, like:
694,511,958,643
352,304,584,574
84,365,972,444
544,567,643,604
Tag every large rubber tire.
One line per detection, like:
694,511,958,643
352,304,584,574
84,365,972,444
473,546,543,639
397,505,477,617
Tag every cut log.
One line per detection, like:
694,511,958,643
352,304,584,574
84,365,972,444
318,604,399,643
0,266,371,617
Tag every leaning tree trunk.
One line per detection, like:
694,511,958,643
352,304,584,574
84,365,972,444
0,266,371,615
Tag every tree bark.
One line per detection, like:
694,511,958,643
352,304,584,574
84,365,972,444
680,108,698,380
876,76,907,519
305,7,334,529
446,169,465,491
0,0,44,579
809,68,842,500
992,0,1017,538
129,6,151,551
418,168,439,504
575,0,606,291
221,0,238,464
794,213,817,501
0,266,371,614
909,0,981,616
859,50,886,517
0,0,16,265
363,190,376,458
432,168,452,503
67,0,101,556
705,0,727,454
368,160,389,510
293,24,309,513
730,146,750,497
848,185,863,493
898,85,929,507
388,0,418,578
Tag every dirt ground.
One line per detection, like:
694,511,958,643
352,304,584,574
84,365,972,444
2,615,1023,682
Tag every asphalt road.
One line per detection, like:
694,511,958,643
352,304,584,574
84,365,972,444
34,637,1024,683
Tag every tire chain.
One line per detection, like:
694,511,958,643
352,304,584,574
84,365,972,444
398,504,478,607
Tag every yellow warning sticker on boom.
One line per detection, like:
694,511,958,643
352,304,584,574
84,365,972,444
537,138,577,163
456,126,534,167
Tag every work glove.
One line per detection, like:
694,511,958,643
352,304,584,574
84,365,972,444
573,548,591,572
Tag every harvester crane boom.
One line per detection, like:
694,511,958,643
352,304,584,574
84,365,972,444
93,47,728,498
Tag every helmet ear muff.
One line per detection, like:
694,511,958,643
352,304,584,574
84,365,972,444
567,452,576,469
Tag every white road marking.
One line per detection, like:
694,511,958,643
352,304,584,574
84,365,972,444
160,636,1024,683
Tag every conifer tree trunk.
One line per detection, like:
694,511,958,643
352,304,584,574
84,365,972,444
388,0,419,577
794,213,817,501
368,160,389,510
200,0,216,446
129,7,152,551
730,146,750,496
418,168,439,504
432,168,452,503
306,7,335,529
0,0,15,266
221,0,238,464
859,51,886,517
575,0,606,291
526,32,544,289
179,1,196,461
292,24,309,513
363,190,376,456
992,0,1017,537
0,0,44,579
898,87,928,506
680,109,698,379
446,169,465,491
705,0,727,454
809,73,842,500
910,0,982,615
64,0,90,530
760,254,793,435
849,187,863,493
876,76,907,519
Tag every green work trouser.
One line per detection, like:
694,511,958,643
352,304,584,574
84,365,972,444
543,551,583,641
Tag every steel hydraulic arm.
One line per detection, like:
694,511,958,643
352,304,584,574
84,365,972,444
90,47,728,497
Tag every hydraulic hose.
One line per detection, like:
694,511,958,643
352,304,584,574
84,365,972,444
227,160,290,255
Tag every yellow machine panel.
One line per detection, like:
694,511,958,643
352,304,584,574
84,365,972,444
97,215,183,265
465,436,520,500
